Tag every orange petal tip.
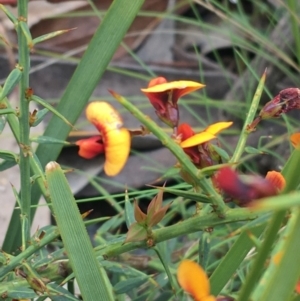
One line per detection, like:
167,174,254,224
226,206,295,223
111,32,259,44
290,133,300,149
180,132,216,148
177,260,214,301
265,171,285,191
205,121,233,135
86,101,123,132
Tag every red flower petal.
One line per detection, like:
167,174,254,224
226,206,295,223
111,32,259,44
178,123,195,141
76,136,104,159
148,77,167,87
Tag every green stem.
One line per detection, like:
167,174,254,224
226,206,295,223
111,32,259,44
17,0,31,250
112,92,227,216
230,69,266,165
98,208,261,258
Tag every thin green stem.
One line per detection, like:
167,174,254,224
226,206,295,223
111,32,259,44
230,69,266,165
112,92,227,216
17,0,31,250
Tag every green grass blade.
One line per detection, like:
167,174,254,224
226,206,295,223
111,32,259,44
3,0,145,252
235,211,286,301
281,148,300,193
46,161,114,301
251,208,300,301
210,224,265,296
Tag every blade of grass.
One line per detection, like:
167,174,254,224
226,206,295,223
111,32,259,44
251,207,300,301
210,223,265,296
46,161,114,301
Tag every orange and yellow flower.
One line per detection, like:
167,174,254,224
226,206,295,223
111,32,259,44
177,121,232,168
76,101,130,177
177,260,216,301
141,77,205,128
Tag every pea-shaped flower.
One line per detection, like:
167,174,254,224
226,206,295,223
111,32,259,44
76,101,130,177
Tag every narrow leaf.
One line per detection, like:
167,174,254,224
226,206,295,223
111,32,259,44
0,4,17,24
148,203,171,227
210,224,265,295
30,136,71,145
0,150,18,162
7,286,37,299
33,28,76,45
0,115,6,134
147,190,164,220
133,200,147,224
0,108,16,115
31,95,74,128
212,144,230,161
0,159,17,171
244,146,265,154
0,68,22,101
19,21,33,49
114,277,148,294
45,161,114,301
124,190,135,228
151,186,210,203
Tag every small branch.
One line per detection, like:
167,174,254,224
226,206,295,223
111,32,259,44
230,69,266,165
98,208,261,258
17,0,31,250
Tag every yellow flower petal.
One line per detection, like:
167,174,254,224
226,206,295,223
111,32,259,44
85,101,131,176
86,101,123,131
104,128,131,176
141,80,205,93
290,133,300,149
205,121,233,135
177,260,215,301
180,132,216,148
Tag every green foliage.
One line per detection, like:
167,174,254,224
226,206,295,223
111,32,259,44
0,1,300,300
